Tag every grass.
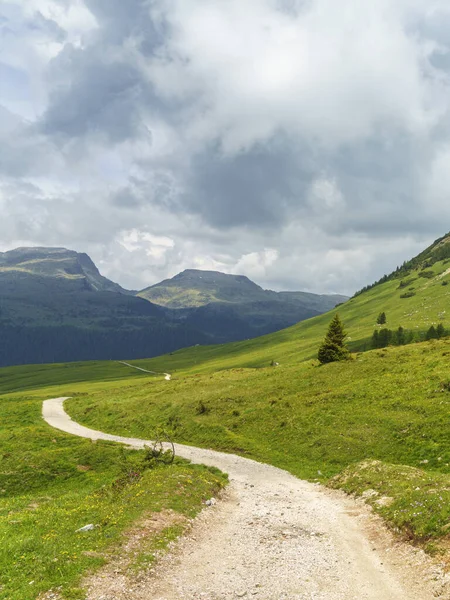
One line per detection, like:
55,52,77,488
0,361,153,395
65,339,450,548
330,460,450,543
3,258,450,395
1,250,450,594
139,285,219,307
124,257,450,375
0,389,227,600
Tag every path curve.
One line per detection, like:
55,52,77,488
42,398,446,600
118,361,171,380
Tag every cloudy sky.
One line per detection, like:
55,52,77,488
1,0,450,295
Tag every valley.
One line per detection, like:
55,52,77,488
0,247,346,368
5,3,450,598
1,233,450,598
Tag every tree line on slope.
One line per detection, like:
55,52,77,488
371,323,447,349
318,313,448,364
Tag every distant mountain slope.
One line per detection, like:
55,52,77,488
137,231,450,375
0,247,129,294
0,248,207,367
138,268,348,312
276,291,349,314
138,268,348,343
138,269,271,307
0,247,348,367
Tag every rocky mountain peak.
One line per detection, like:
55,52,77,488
0,246,127,294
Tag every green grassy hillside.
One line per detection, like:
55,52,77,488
65,339,450,548
67,341,450,477
0,384,226,600
129,251,450,375
1,233,450,596
0,360,157,395
2,339,449,552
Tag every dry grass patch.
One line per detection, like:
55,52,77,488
83,509,188,600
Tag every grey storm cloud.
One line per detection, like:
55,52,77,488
40,48,145,142
183,138,315,229
2,0,450,295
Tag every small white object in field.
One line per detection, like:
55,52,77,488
76,524,96,533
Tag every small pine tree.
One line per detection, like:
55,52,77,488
436,323,446,339
318,314,349,364
378,328,393,348
426,325,438,340
376,312,387,325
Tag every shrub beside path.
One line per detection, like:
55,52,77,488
42,397,448,600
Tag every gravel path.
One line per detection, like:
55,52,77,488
42,397,448,600
118,361,172,380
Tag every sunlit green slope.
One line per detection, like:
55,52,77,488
3,235,450,390
132,236,450,374
1,233,450,561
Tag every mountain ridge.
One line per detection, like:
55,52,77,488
139,267,348,311
129,229,450,379
0,246,348,367
354,231,450,297
0,247,129,295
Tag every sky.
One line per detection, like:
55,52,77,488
1,1,450,295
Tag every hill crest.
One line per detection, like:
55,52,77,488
0,246,128,294
139,268,347,311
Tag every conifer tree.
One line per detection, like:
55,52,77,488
371,330,379,348
378,328,393,347
376,312,387,325
426,325,437,340
395,326,405,345
318,314,349,364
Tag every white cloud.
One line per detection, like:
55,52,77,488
309,177,345,211
235,249,280,282
148,0,449,153
1,0,450,295
118,229,174,259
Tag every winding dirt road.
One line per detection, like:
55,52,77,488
42,397,448,600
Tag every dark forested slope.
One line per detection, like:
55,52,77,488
0,248,347,366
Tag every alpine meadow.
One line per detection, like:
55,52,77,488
1,233,450,598
6,2,450,598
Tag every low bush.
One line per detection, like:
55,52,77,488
419,270,435,279
398,278,416,289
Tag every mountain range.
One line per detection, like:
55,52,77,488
0,247,347,367
139,268,345,312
